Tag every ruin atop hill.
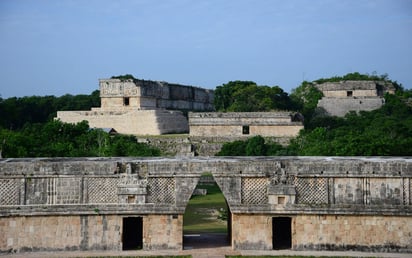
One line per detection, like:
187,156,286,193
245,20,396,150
316,80,395,117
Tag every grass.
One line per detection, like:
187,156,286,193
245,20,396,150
183,183,228,234
226,257,377,258
77,256,191,258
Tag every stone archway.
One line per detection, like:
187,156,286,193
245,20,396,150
182,173,232,249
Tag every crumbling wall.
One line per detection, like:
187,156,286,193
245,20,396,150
317,97,385,117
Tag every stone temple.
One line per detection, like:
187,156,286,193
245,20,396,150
57,78,214,135
316,80,395,117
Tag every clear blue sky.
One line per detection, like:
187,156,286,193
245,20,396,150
1,0,411,98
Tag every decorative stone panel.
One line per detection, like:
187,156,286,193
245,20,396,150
117,173,148,204
87,177,119,204
241,177,268,204
147,177,175,204
295,177,328,205
0,179,21,205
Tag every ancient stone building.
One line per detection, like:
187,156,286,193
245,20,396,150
1,157,411,253
316,81,395,117
57,78,214,135
188,112,304,138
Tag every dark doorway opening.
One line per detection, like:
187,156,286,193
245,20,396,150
242,125,250,135
122,217,143,250
272,217,292,249
123,97,130,106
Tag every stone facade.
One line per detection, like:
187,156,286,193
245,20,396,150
1,157,411,253
57,109,189,135
316,81,395,117
99,78,214,111
57,78,214,135
189,112,304,138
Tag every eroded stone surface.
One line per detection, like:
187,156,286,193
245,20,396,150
0,157,411,253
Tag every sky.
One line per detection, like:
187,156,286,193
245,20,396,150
0,0,411,98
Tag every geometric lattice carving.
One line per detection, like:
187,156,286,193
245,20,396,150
147,177,175,204
87,177,119,203
0,179,21,205
241,177,268,204
295,177,328,204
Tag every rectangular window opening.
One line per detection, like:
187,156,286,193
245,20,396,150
347,91,353,97
242,125,250,135
124,97,130,106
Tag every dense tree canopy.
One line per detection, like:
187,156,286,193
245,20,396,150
289,81,323,121
214,81,295,112
0,120,160,158
0,91,100,130
111,74,136,81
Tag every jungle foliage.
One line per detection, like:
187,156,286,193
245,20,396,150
0,90,161,158
0,90,100,130
111,74,136,81
0,120,161,158
214,81,296,112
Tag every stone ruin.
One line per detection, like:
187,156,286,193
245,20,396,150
57,78,214,135
0,156,411,253
316,80,395,117
189,112,304,138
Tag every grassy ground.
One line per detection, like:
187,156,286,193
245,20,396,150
76,256,191,258
183,183,228,234
226,257,377,258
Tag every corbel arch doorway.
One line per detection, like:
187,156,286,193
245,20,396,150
183,173,232,249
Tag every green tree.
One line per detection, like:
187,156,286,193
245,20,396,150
289,81,323,123
287,93,412,156
245,135,266,155
0,120,161,158
0,91,100,130
214,81,295,112
216,136,288,156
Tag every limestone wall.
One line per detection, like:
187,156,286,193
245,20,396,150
0,214,182,252
322,89,377,98
315,81,395,95
99,79,214,111
0,215,122,252
232,214,272,249
57,109,189,135
144,215,182,250
231,214,412,252
294,215,412,252
189,112,303,137
317,97,385,117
